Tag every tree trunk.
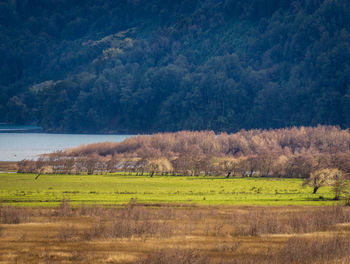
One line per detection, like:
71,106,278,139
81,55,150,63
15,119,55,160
313,186,319,194
226,172,231,178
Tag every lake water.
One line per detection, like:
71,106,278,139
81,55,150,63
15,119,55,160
0,133,133,161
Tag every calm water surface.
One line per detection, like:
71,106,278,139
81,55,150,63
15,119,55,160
0,133,133,161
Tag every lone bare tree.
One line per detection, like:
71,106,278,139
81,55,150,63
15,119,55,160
303,168,344,195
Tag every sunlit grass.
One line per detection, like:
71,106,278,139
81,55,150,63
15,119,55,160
0,173,337,206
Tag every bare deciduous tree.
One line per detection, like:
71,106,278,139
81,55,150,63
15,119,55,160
303,168,343,195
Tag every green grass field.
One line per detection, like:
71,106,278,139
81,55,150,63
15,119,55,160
0,173,339,206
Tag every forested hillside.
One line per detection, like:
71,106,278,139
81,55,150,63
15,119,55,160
1,0,350,133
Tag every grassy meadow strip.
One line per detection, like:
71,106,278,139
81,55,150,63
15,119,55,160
0,173,339,206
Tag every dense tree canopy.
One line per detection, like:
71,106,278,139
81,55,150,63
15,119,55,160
18,126,350,181
1,0,350,133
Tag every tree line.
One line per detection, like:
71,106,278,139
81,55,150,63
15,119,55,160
18,126,350,198
1,0,350,132
18,126,350,195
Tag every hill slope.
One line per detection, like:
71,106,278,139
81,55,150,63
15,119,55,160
1,0,350,133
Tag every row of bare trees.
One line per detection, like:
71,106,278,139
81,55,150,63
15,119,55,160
66,126,350,157
18,126,350,180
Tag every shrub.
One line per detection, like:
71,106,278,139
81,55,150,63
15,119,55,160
279,234,350,263
0,205,31,224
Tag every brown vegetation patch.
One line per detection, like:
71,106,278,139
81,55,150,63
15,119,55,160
18,127,350,196
1,201,350,263
0,161,18,172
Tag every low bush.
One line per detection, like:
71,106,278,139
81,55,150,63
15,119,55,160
279,234,350,264
234,206,350,236
0,205,31,224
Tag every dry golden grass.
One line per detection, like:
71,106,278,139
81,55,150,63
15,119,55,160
0,202,350,263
